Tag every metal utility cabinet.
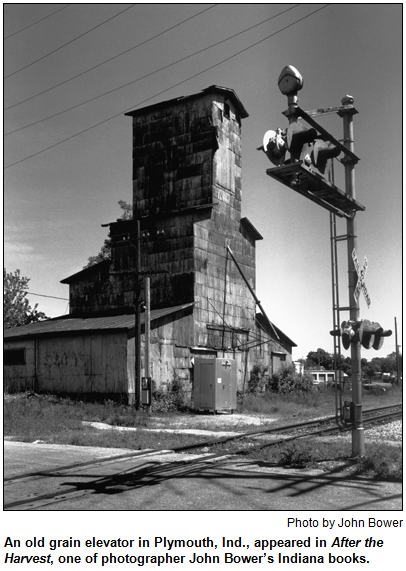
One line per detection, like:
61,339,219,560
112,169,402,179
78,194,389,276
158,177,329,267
193,357,237,412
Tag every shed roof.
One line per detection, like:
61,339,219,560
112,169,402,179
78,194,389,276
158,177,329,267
240,217,263,241
256,313,297,348
61,259,110,284
125,85,249,119
4,303,194,340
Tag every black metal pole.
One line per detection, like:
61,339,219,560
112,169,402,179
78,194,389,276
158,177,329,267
341,98,364,456
395,317,400,385
134,219,141,410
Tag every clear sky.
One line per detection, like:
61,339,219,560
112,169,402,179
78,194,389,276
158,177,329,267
3,3,402,362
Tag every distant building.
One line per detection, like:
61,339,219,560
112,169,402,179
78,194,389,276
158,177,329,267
293,360,304,375
4,86,296,400
308,369,349,386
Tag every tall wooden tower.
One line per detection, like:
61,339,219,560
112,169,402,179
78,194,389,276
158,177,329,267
118,85,262,350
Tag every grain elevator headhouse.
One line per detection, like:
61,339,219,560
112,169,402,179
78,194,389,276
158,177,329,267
118,85,296,388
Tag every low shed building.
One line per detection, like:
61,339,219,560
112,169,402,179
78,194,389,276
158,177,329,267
4,304,293,400
4,304,193,398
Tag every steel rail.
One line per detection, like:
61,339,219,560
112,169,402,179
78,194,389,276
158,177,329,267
249,409,402,453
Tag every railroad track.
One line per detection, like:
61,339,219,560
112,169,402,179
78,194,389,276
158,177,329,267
4,403,401,510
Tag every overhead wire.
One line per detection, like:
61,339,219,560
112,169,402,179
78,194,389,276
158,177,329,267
4,4,330,170
28,292,69,300
5,4,300,136
4,4,137,79
4,4,218,109
4,4,71,40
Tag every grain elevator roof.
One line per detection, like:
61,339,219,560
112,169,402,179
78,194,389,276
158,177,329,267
125,85,249,119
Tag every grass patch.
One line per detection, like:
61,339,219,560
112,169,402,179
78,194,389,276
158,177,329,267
47,425,207,451
4,390,402,472
3,393,205,451
238,385,402,421
355,444,403,481
238,390,336,421
244,438,402,481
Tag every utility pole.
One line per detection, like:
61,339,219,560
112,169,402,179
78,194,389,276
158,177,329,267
110,220,166,409
145,276,152,415
134,218,142,409
394,317,401,385
340,97,364,457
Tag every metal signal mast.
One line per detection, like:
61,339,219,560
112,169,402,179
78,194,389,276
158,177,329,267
260,66,393,457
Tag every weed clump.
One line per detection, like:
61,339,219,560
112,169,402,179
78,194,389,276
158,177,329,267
356,445,402,481
278,441,316,468
151,379,191,413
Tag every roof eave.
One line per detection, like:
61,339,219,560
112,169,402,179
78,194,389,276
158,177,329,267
125,85,249,119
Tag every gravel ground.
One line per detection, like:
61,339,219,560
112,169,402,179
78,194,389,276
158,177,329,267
364,419,402,442
318,419,402,450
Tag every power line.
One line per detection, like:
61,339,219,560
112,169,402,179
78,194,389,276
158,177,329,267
4,4,137,79
5,4,72,40
5,4,218,109
28,292,69,301
5,4,300,136
4,4,330,170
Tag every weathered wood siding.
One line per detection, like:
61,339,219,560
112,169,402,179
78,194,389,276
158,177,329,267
193,97,257,348
127,311,195,391
67,262,112,315
66,90,258,328
4,340,36,393
57,87,295,395
127,95,217,310
131,94,215,216
4,334,128,396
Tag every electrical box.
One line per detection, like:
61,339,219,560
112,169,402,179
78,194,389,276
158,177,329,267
342,400,354,424
141,377,151,405
193,357,237,412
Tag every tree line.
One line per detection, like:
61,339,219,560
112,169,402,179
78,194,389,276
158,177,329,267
304,347,401,380
4,269,47,329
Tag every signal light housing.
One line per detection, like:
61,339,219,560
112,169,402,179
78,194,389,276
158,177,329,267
286,121,317,161
262,128,287,166
337,319,393,350
312,138,341,175
278,65,304,96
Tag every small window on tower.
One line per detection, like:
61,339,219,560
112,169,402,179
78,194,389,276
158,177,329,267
223,102,230,119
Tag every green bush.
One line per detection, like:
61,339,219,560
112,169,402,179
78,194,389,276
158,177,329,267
151,379,191,413
267,364,313,394
247,363,269,394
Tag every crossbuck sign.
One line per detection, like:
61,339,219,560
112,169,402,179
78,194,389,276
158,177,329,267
352,248,371,308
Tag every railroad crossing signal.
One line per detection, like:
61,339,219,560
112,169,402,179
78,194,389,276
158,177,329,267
338,319,393,351
352,249,370,308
